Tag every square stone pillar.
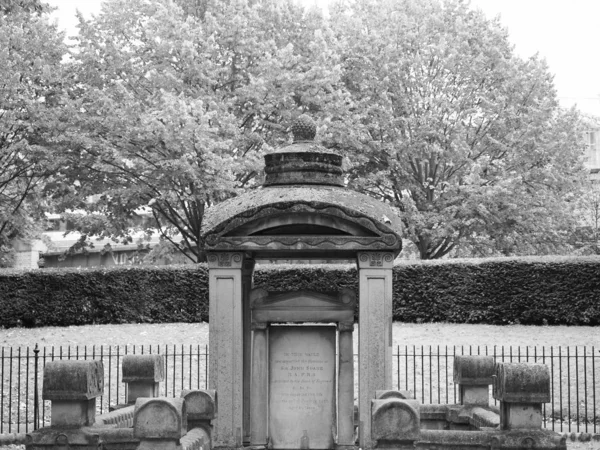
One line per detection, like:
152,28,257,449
208,252,245,448
357,252,394,449
242,259,255,445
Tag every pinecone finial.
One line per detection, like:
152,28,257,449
291,114,316,142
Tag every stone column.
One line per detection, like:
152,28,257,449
208,252,245,448
250,322,268,446
337,321,355,447
242,259,255,445
357,252,394,449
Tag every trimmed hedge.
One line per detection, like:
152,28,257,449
0,265,209,328
1,256,600,328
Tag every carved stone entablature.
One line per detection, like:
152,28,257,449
357,252,395,269
201,190,402,258
250,288,356,324
206,252,244,269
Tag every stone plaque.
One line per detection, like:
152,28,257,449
269,326,336,449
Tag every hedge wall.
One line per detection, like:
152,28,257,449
1,256,599,328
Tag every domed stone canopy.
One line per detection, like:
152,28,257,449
201,115,402,259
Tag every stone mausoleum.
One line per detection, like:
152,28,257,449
23,115,567,450
200,115,404,449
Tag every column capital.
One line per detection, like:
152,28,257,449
207,252,244,269
338,322,355,332
251,322,268,331
357,252,394,269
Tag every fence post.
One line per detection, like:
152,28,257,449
33,344,39,430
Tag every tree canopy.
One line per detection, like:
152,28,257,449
0,1,67,266
328,0,587,258
0,0,592,265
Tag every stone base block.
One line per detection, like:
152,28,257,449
50,399,96,427
501,402,543,430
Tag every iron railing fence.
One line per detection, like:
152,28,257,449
0,345,598,435
0,344,209,434
393,345,599,434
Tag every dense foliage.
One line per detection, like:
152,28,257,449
0,0,591,264
0,0,67,266
2,258,599,328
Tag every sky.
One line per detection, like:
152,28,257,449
46,0,600,117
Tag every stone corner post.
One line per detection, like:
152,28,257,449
42,359,104,427
122,354,165,405
357,252,394,449
207,252,246,449
493,362,550,430
453,355,495,406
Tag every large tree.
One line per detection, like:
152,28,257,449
58,0,342,262
0,0,67,266
328,0,587,259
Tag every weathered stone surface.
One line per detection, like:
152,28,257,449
26,427,101,449
50,400,97,427
375,390,414,400
95,405,135,428
43,360,104,401
371,398,420,443
201,188,403,256
454,356,495,385
180,389,217,420
501,402,544,430
493,362,551,403
268,326,336,450
122,355,164,383
133,398,186,440
180,427,211,450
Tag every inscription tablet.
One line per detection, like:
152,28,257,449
269,326,336,449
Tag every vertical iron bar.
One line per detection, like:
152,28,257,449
26,346,29,433
173,344,176,396
583,346,588,433
429,345,432,403
437,345,440,404
592,346,597,434
405,345,408,391
189,344,192,390
550,347,555,431
445,346,448,404
197,345,200,389
205,344,208,389
181,344,184,392
413,345,416,400
9,347,13,433
420,345,424,403
559,347,563,432
165,345,169,396
396,345,400,390
567,347,571,432
575,347,579,432
100,346,104,414
107,346,111,409
1,347,4,434
17,347,21,432
34,344,39,430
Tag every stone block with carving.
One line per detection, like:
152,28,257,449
375,389,414,400
180,389,217,433
372,398,420,444
454,356,495,406
42,360,104,427
122,355,164,404
133,397,186,440
493,362,551,430
493,362,550,404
